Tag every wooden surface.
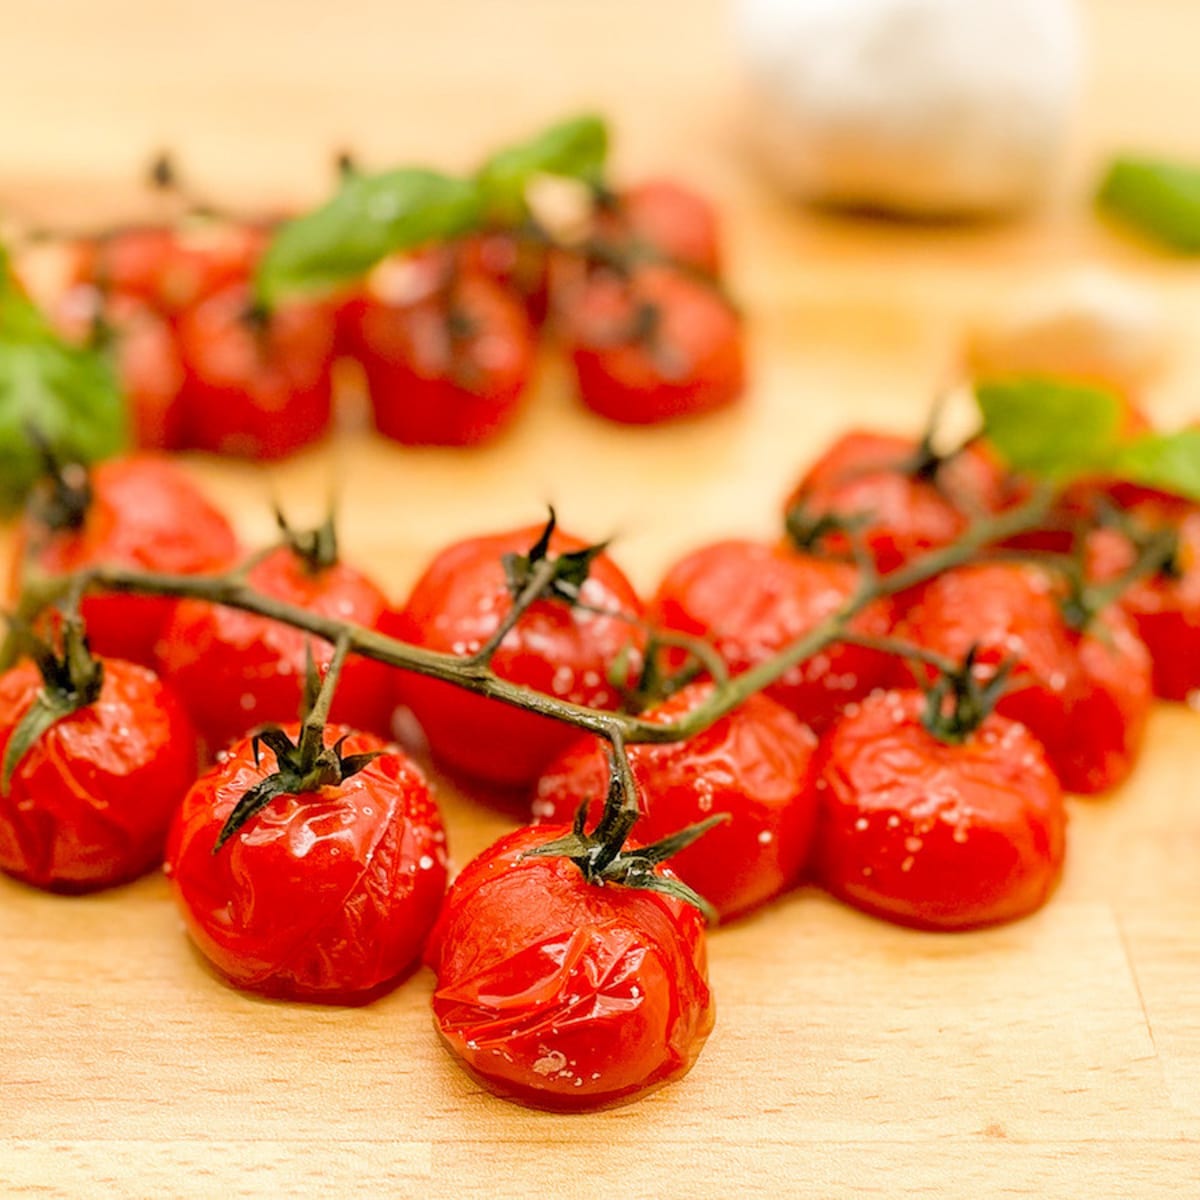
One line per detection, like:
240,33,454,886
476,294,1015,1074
2,2,1200,1197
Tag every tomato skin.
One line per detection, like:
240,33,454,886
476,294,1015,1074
0,658,199,892
598,179,723,276
425,823,714,1110
813,691,1066,930
109,296,188,450
12,456,240,669
354,272,535,446
175,284,336,460
533,681,819,922
165,725,447,1003
456,230,551,325
395,525,645,788
896,563,1151,794
650,539,895,731
565,265,744,424
154,547,393,754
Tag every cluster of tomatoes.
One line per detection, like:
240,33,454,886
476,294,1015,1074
38,177,744,459
1,408,1196,1111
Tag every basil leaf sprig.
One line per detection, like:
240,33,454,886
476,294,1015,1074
254,114,608,307
1096,156,1200,254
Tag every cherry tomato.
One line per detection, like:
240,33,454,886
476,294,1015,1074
896,563,1151,794
424,823,714,1110
175,284,336,460
109,296,188,450
533,681,819,922
394,524,645,789
165,724,447,1003
12,456,240,669
456,229,551,325
651,539,895,730
813,689,1066,930
0,657,199,892
596,179,723,276
565,264,744,424
155,546,393,753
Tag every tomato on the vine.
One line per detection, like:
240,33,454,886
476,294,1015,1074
425,823,714,1110
456,229,552,325
595,179,723,276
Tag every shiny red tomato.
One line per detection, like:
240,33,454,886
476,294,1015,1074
533,681,819,922
395,524,645,788
565,264,744,424
596,179,723,276
0,657,199,892
456,229,552,325
650,539,895,730
155,546,394,753
165,724,447,1003
12,456,240,669
425,823,714,1110
896,563,1151,794
812,689,1066,930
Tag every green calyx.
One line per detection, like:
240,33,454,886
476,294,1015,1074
502,508,609,607
276,509,339,574
25,435,94,533
920,646,1014,746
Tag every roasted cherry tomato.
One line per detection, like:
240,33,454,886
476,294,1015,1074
456,229,552,325
533,681,819,922
564,264,744,424
175,284,336,460
595,179,723,276
11,456,240,669
813,689,1066,930
165,724,447,1003
651,539,895,730
896,563,1151,794
395,524,645,789
0,655,198,892
155,546,393,753
425,823,714,1110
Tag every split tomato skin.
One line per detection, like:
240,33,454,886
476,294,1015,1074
395,525,646,788
651,539,895,730
813,690,1066,931
533,681,820,922
425,823,714,1111
154,547,394,754
0,658,199,892
165,725,448,1003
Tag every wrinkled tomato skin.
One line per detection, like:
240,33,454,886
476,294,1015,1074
425,823,714,1110
566,265,744,424
0,658,199,892
533,681,819,922
355,273,535,446
813,691,1066,930
396,526,645,789
897,563,1151,794
165,725,448,1003
176,284,336,460
597,179,722,276
651,539,895,731
154,547,393,754
12,456,240,669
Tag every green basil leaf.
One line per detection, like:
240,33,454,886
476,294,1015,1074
1112,428,1200,501
253,169,484,305
1096,156,1200,253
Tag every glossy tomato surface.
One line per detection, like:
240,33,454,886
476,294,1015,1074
166,725,447,1003
12,456,240,668
651,539,895,730
109,297,188,450
395,525,645,788
425,823,714,1110
533,681,819,922
813,690,1066,930
155,546,394,753
0,658,199,892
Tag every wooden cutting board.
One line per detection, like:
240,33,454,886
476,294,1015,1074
2,2,1198,1196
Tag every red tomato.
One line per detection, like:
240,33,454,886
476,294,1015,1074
175,284,336,459
165,724,447,1002
0,657,199,892
565,264,744,424
812,690,1066,930
650,539,895,730
155,546,393,753
456,229,551,324
896,563,1151,794
354,272,535,446
395,524,645,788
425,823,714,1110
108,296,188,450
12,456,240,669
533,681,819,922
596,179,723,276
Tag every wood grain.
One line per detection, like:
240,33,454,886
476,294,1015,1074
1,2,1199,1197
